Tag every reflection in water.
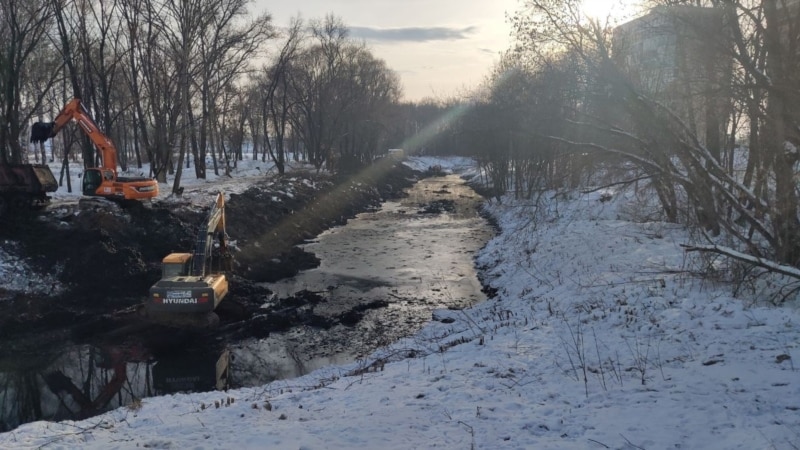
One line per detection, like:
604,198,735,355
153,347,229,394
0,341,229,431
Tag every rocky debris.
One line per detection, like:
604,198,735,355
418,199,456,215
217,291,390,342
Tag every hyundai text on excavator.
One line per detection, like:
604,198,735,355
144,192,233,327
30,97,159,201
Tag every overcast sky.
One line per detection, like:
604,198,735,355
253,0,521,102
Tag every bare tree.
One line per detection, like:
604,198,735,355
53,0,133,172
288,15,356,172
334,49,401,172
0,0,53,163
118,0,181,185
21,33,62,164
192,0,273,182
505,0,800,278
258,16,304,175
285,15,401,173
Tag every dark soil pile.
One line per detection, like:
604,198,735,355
0,159,419,351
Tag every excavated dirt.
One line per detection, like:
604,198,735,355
0,159,422,355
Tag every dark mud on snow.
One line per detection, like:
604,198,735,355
0,159,423,355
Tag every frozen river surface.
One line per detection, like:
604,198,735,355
233,174,495,382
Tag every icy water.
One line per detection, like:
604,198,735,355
232,174,495,384
0,174,494,430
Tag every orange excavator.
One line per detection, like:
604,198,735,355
30,97,159,200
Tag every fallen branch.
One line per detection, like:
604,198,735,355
580,176,651,194
681,243,800,280
588,438,611,448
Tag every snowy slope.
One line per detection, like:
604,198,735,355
0,156,798,449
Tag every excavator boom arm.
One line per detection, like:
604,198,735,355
50,97,119,173
191,192,228,277
31,96,158,201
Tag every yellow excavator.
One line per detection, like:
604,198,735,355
31,97,158,201
145,192,233,327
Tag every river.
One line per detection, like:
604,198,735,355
0,173,494,430
232,174,495,384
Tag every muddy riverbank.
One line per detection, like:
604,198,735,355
0,160,496,430
0,159,421,352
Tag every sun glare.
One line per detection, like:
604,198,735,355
580,0,638,23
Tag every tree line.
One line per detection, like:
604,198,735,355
0,0,417,195
440,0,800,290
4,0,798,288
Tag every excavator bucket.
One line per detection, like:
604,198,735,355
30,122,55,144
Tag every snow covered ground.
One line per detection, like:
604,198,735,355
1,156,799,449
47,156,285,204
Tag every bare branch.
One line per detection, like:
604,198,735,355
682,243,800,280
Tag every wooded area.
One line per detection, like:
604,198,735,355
0,0,416,194
1,0,799,290
423,0,800,292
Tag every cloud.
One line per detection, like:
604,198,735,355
350,26,477,43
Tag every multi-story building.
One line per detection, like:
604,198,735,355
775,0,800,151
776,0,800,43
611,6,732,153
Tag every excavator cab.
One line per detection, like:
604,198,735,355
161,253,193,278
82,168,103,196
